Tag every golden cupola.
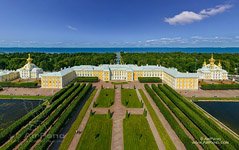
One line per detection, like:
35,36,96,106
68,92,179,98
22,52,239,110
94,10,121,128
218,59,222,68
27,53,33,64
209,54,215,68
203,59,207,67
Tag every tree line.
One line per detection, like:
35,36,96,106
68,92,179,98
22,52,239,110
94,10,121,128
121,52,239,74
0,53,116,71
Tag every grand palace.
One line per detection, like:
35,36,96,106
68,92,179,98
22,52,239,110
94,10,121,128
0,54,229,90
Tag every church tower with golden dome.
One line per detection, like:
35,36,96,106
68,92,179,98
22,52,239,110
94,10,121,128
197,54,228,80
17,54,43,79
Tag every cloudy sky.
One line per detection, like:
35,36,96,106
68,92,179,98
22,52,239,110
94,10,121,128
0,0,238,47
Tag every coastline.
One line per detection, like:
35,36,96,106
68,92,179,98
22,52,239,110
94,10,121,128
0,47,239,53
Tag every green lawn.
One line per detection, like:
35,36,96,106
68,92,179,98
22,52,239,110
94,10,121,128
121,89,142,108
123,115,158,150
59,89,97,150
95,89,115,107
0,95,49,100
77,115,112,150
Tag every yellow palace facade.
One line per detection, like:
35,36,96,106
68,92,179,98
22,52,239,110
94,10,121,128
41,64,198,90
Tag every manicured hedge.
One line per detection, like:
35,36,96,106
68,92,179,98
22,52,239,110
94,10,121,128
18,83,85,150
0,82,38,88
145,85,214,150
139,88,176,150
201,84,239,90
1,83,81,150
34,83,92,150
138,77,162,83
75,77,98,82
149,84,199,150
0,104,45,146
0,86,3,91
164,84,239,149
159,85,237,150
59,89,97,150
48,82,74,104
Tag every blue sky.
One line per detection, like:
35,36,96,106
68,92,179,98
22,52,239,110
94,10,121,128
0,0,239,47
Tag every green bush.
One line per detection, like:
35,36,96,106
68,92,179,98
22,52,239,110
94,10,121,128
160,85,237,150
0,104,45,146
0,86,3,91
138,77,162,83
164,84,239,149
34,84,92,150
201,84,239,90
145,84,202,150
75,77,98,82
0,81,38,88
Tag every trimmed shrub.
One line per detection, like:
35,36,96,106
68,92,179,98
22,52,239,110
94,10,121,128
164,84,239,149
145,84,205,150
138,77,162,83
0,104,45,146
48,82,74,104
201,84,239,90
75,77,98,82
34,84,92,150
0,81,38,88
160,84,238,149
0,86,3,91
16,83,84,150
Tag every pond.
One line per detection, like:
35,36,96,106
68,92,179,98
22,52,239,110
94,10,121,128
195,102,239,134
0,99,42,132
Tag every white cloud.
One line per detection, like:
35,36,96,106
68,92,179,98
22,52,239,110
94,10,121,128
67,25,78,31
165,4,232,25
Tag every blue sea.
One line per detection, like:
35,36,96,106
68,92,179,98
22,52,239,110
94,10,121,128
0,47,238,53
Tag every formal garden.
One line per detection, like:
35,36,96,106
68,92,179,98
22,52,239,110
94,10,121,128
1,80,239,150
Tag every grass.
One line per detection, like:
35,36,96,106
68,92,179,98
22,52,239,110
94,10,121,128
94,89,115,107
139,89,176,150
59,89,97,150
111,81,128,85
121,89,142,108
0,95,49,100
123,115,158,150
76,115,112,150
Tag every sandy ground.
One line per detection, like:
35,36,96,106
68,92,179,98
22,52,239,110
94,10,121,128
178,89,239,98
0,87,60,96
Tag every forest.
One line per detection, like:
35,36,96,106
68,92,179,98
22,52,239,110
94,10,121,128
1,52,239,74
0,53,116,71
121,52,239,74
